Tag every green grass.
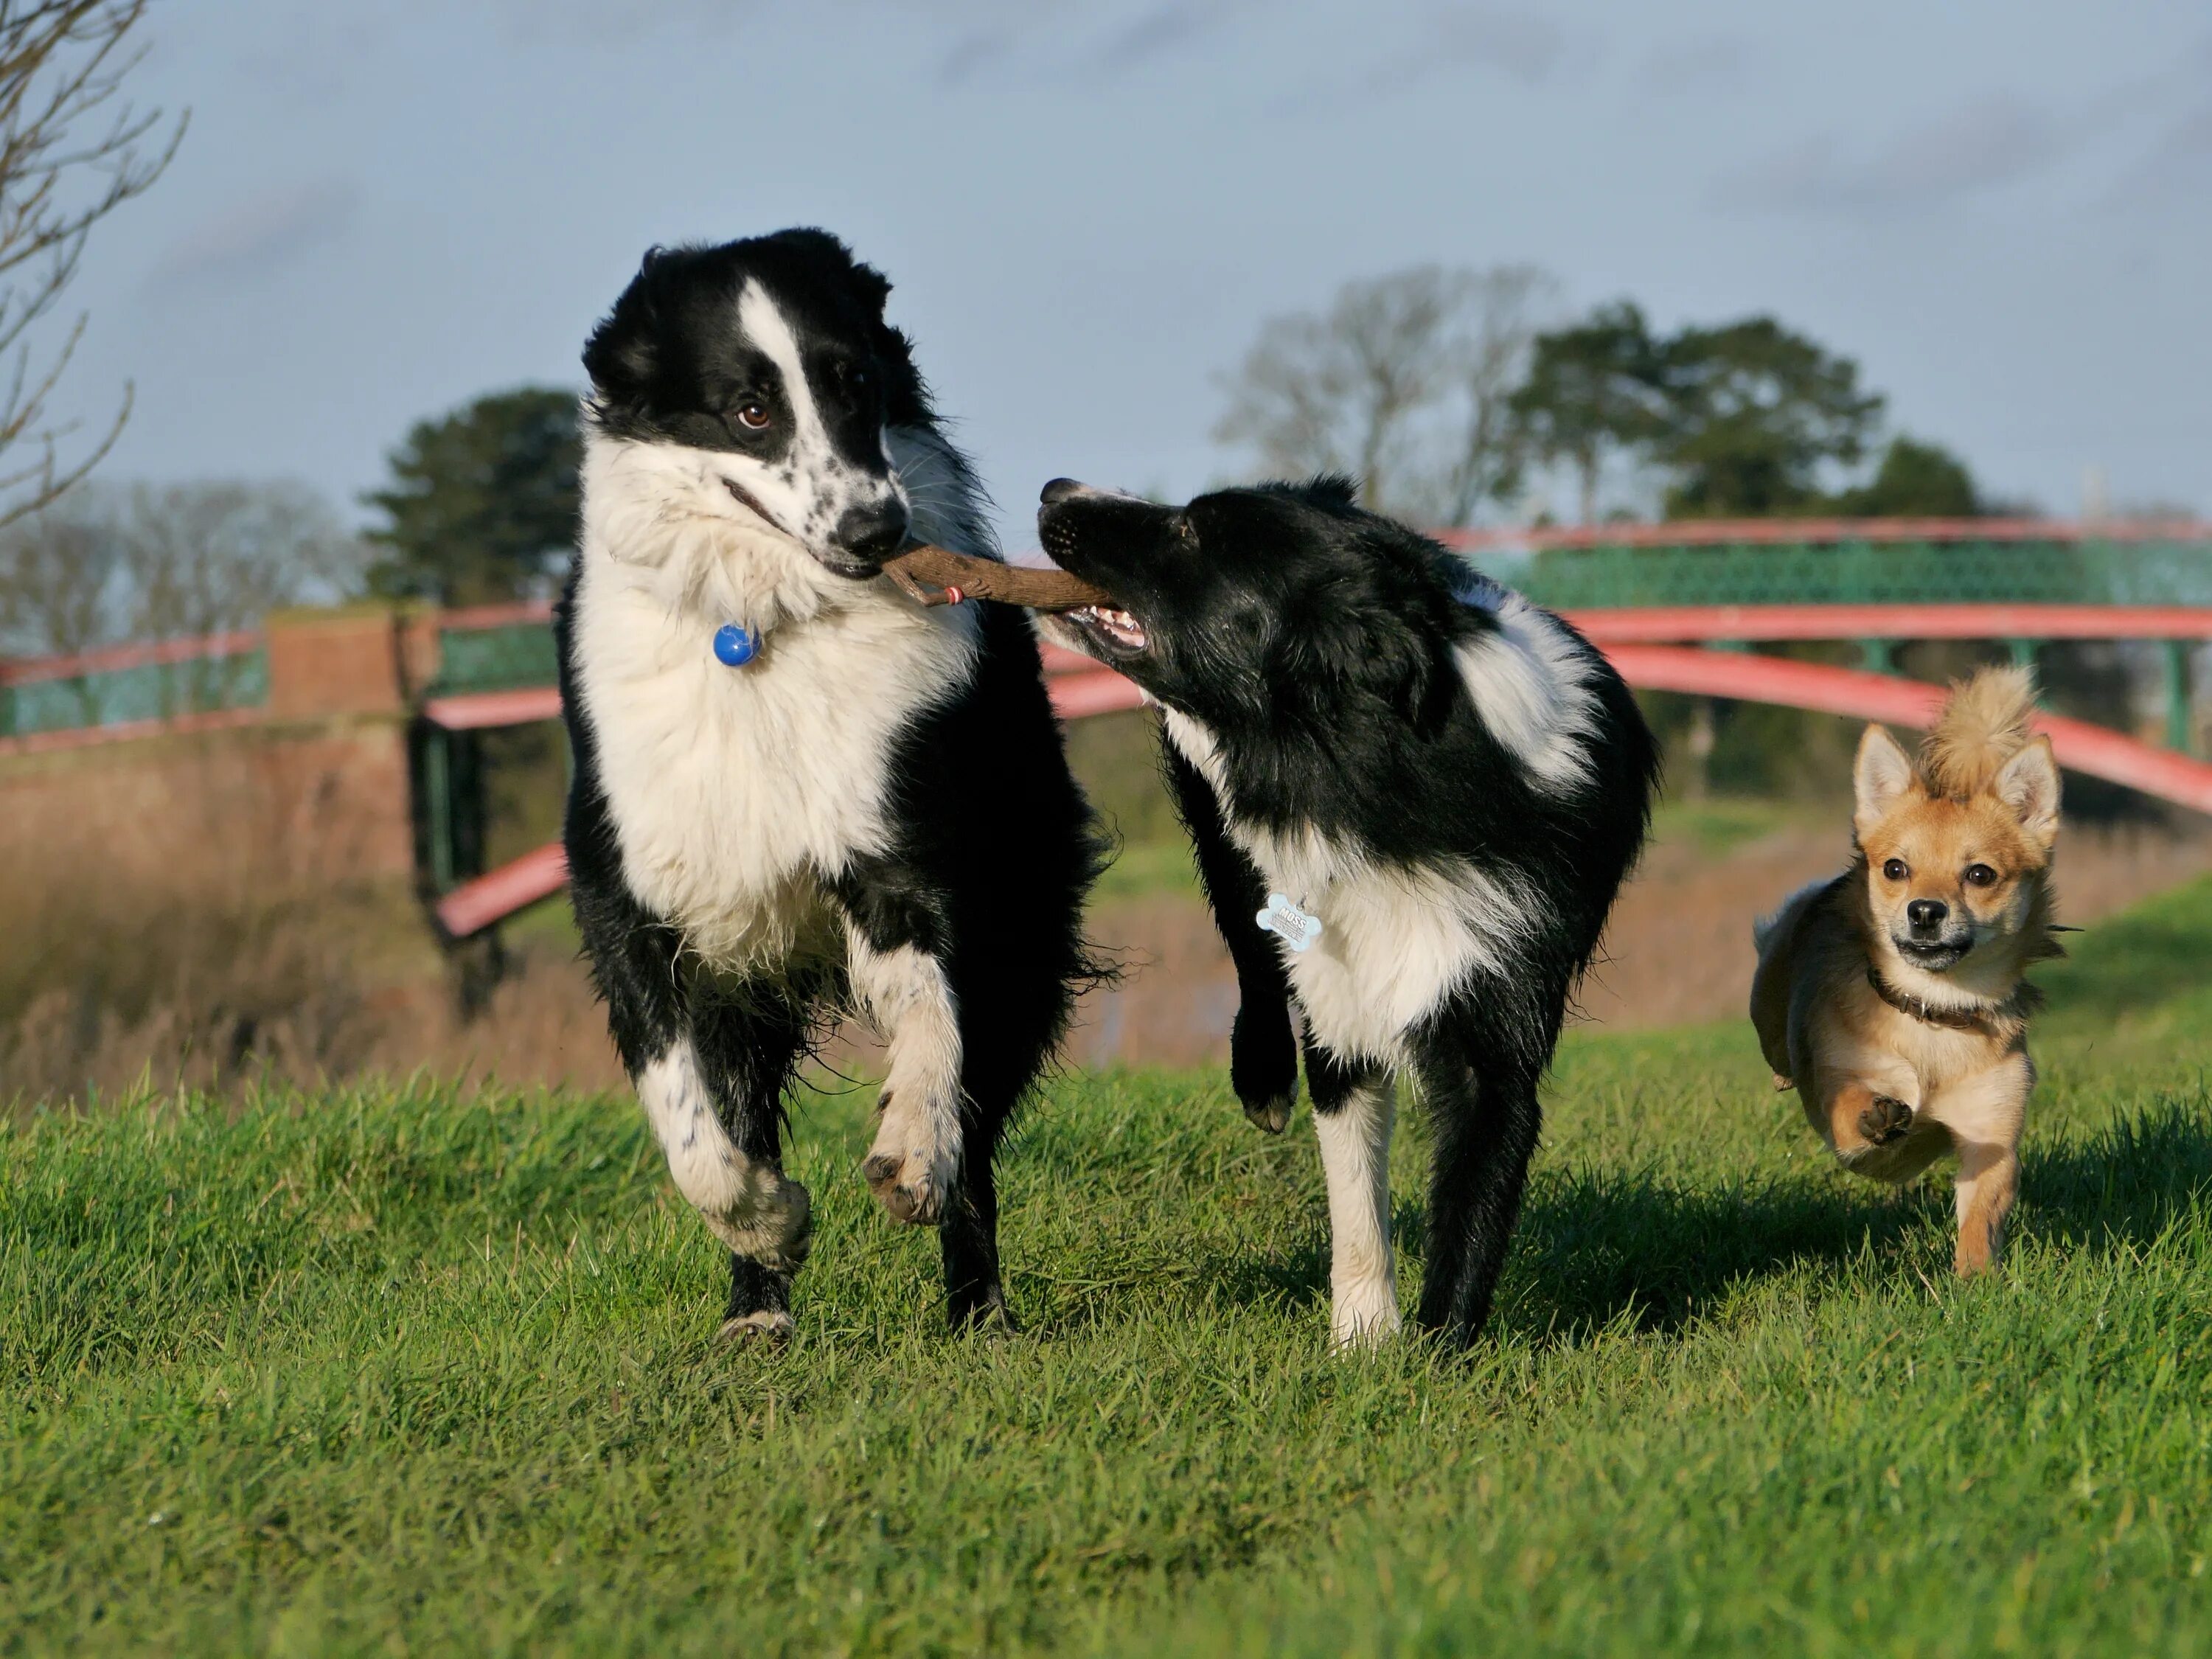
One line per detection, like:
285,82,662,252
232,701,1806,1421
1645,793,1823,858
6,884,2212,1655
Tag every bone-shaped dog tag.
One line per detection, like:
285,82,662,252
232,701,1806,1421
1256,893,1322,953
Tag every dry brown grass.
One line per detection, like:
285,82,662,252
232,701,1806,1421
7,718,2208,1106
0,724,625,1105
1065,810,2212,1062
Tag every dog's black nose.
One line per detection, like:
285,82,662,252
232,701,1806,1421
1040,477,1090,507
833,499,909,564
1907,899,1949,931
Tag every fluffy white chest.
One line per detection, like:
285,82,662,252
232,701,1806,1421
574,550,978,972
1161,711,1538,1066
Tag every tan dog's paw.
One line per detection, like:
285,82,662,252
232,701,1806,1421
1858,1094,1914,1146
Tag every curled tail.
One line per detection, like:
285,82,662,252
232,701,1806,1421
1921,664,2037,797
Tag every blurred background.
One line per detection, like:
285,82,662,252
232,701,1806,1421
3,0,2209,1103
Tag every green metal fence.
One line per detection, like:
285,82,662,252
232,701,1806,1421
1477,531,2212,611
429,617,558,698
0,639,270,741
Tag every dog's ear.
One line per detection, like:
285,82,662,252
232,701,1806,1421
1994,735,2061,849
583,315,657,395
1853,724,1919,839
846,257,893,318
765,226,892,316
582,247,669,394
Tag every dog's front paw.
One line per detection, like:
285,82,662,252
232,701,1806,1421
1231,1006,1297,1134
1241,1093,1293,1135
861,1146,952,1226
717,1308,796,1346
698,1174,812,1272
950,1284,1020,1335
1858,1094,1914,1146
863,1090,959,1226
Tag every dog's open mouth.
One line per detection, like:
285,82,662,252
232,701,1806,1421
1064,603,1148,655
1895,938,1970,970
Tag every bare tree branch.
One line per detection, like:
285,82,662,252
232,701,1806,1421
1441,264,1559,525
0,479,369,689
0,1,183,529
1214,263,1560,524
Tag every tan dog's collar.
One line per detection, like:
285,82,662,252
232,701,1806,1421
1865,964,2039,1037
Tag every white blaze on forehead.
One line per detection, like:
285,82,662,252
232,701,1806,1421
727,277,901,549
737,279,829,457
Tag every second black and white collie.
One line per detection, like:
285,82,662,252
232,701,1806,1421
1034,478,1659,1349
556,229,1104,1339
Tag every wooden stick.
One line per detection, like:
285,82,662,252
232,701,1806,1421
883,543,1110,613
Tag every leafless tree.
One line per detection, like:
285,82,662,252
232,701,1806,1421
1214,263,1559,524
1440,263,1558,524
0,487,111,718
0,2,184,529
116,481,366,643
0,479,367,665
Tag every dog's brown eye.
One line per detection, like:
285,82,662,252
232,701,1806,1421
735,404,772,431
1882,858,1908,881
1964,863,1997,887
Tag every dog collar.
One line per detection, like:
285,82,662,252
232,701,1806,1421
1865,965,2038,1036
712,623,759,667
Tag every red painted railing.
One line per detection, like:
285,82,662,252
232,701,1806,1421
10,538,2211,936
428,630,2212,936
1607,645,2212,816
0,628,263,686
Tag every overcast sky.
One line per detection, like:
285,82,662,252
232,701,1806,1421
51,1,2212,537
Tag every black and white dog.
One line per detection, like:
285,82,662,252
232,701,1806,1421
1034,479,1658,1349
556,229,1104,1340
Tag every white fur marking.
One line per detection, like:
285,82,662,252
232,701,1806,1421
638,1043,811,1266
1451,582,1601,794
1315,1077,1400,1349
732,280,900,549
1161,709,1543,1065
572,428,981,974
847,930,964,1216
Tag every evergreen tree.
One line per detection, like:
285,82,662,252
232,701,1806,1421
1654,318,1883,518
364,388,582,605
1837,434,1980,517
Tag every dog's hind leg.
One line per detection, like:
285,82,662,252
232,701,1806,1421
1408,1012,1545,1349
936,1125,1012,1330
1305,1037,1399,1349
930,942,1051,1331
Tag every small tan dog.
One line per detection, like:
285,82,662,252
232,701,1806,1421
1750,666,2062,1275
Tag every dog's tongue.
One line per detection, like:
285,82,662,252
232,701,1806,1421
883,543,1109,613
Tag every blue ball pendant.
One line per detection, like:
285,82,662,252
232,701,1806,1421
712,622,759,667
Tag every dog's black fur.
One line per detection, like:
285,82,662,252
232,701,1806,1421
1036,477,1659,1346
557,230,1104,1336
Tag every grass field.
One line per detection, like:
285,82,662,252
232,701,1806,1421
6,880,2211,1655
